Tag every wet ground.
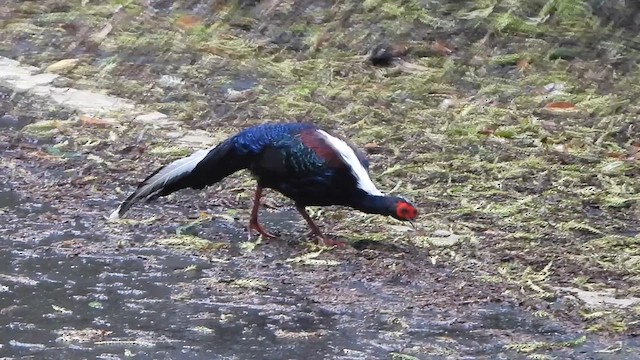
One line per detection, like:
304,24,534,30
2,0,640,358
1,180,637,360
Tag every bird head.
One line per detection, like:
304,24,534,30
388,196,418,222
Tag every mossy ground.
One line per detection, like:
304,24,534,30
2,0,640,356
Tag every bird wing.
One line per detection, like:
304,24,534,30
296,129,382,196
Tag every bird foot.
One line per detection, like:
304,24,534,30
247,219,276,241
315,235,346,248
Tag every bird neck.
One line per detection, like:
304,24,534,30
348,193,392,216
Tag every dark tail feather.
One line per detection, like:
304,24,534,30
108,139,245,221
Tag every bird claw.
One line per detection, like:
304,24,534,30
315,235,346,248
247,220,276,241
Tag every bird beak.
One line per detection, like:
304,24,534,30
408,220,417,231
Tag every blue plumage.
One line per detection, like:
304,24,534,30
231,122,314,154
111,122,418,246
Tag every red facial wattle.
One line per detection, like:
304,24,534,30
396,202,417,220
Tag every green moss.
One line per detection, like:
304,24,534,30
151,235,226,253
148,146,192,157
3,22,47,35
231,278,269,291
109,31,181,51
504,335,585,353
390,353,420,360
490,53,528,66
21,120,72,139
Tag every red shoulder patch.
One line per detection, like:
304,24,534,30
298,130,344,167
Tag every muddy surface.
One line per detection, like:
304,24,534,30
0,179,636,359
2,0,640,358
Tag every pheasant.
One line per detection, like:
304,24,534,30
109,122,418,246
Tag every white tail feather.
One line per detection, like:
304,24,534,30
108,205,122,221
108,148,212,220
150,148,211,189
315,129,383,196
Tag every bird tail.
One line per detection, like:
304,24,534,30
108,138,245,221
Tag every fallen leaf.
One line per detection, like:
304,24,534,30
478,128,495,135
74,175,98,185
544,101,578,113
79,115,113,128
363,142,383,154
45,58,80,73
176,15,201,30
430,40,453,56
628,145,640,160
606,151,626,160
516,58,530,71
545,101,575,109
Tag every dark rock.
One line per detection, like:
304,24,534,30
367,43,408,67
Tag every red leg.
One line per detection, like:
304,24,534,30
247,186,276,240
295,205,345,248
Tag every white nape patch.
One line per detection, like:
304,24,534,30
316,129,383,196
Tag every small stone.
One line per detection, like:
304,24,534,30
178,134,216,147
225,88,255,102
432,229,452,237
178,129,227,147
13,73,59,92
367,43,408,67
556,287,640,308
439,98,457,110
271,31,293,45
133,111,166,123
428,235,461,247
30,86,135,114
133,111,179,128
45,58,80,73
